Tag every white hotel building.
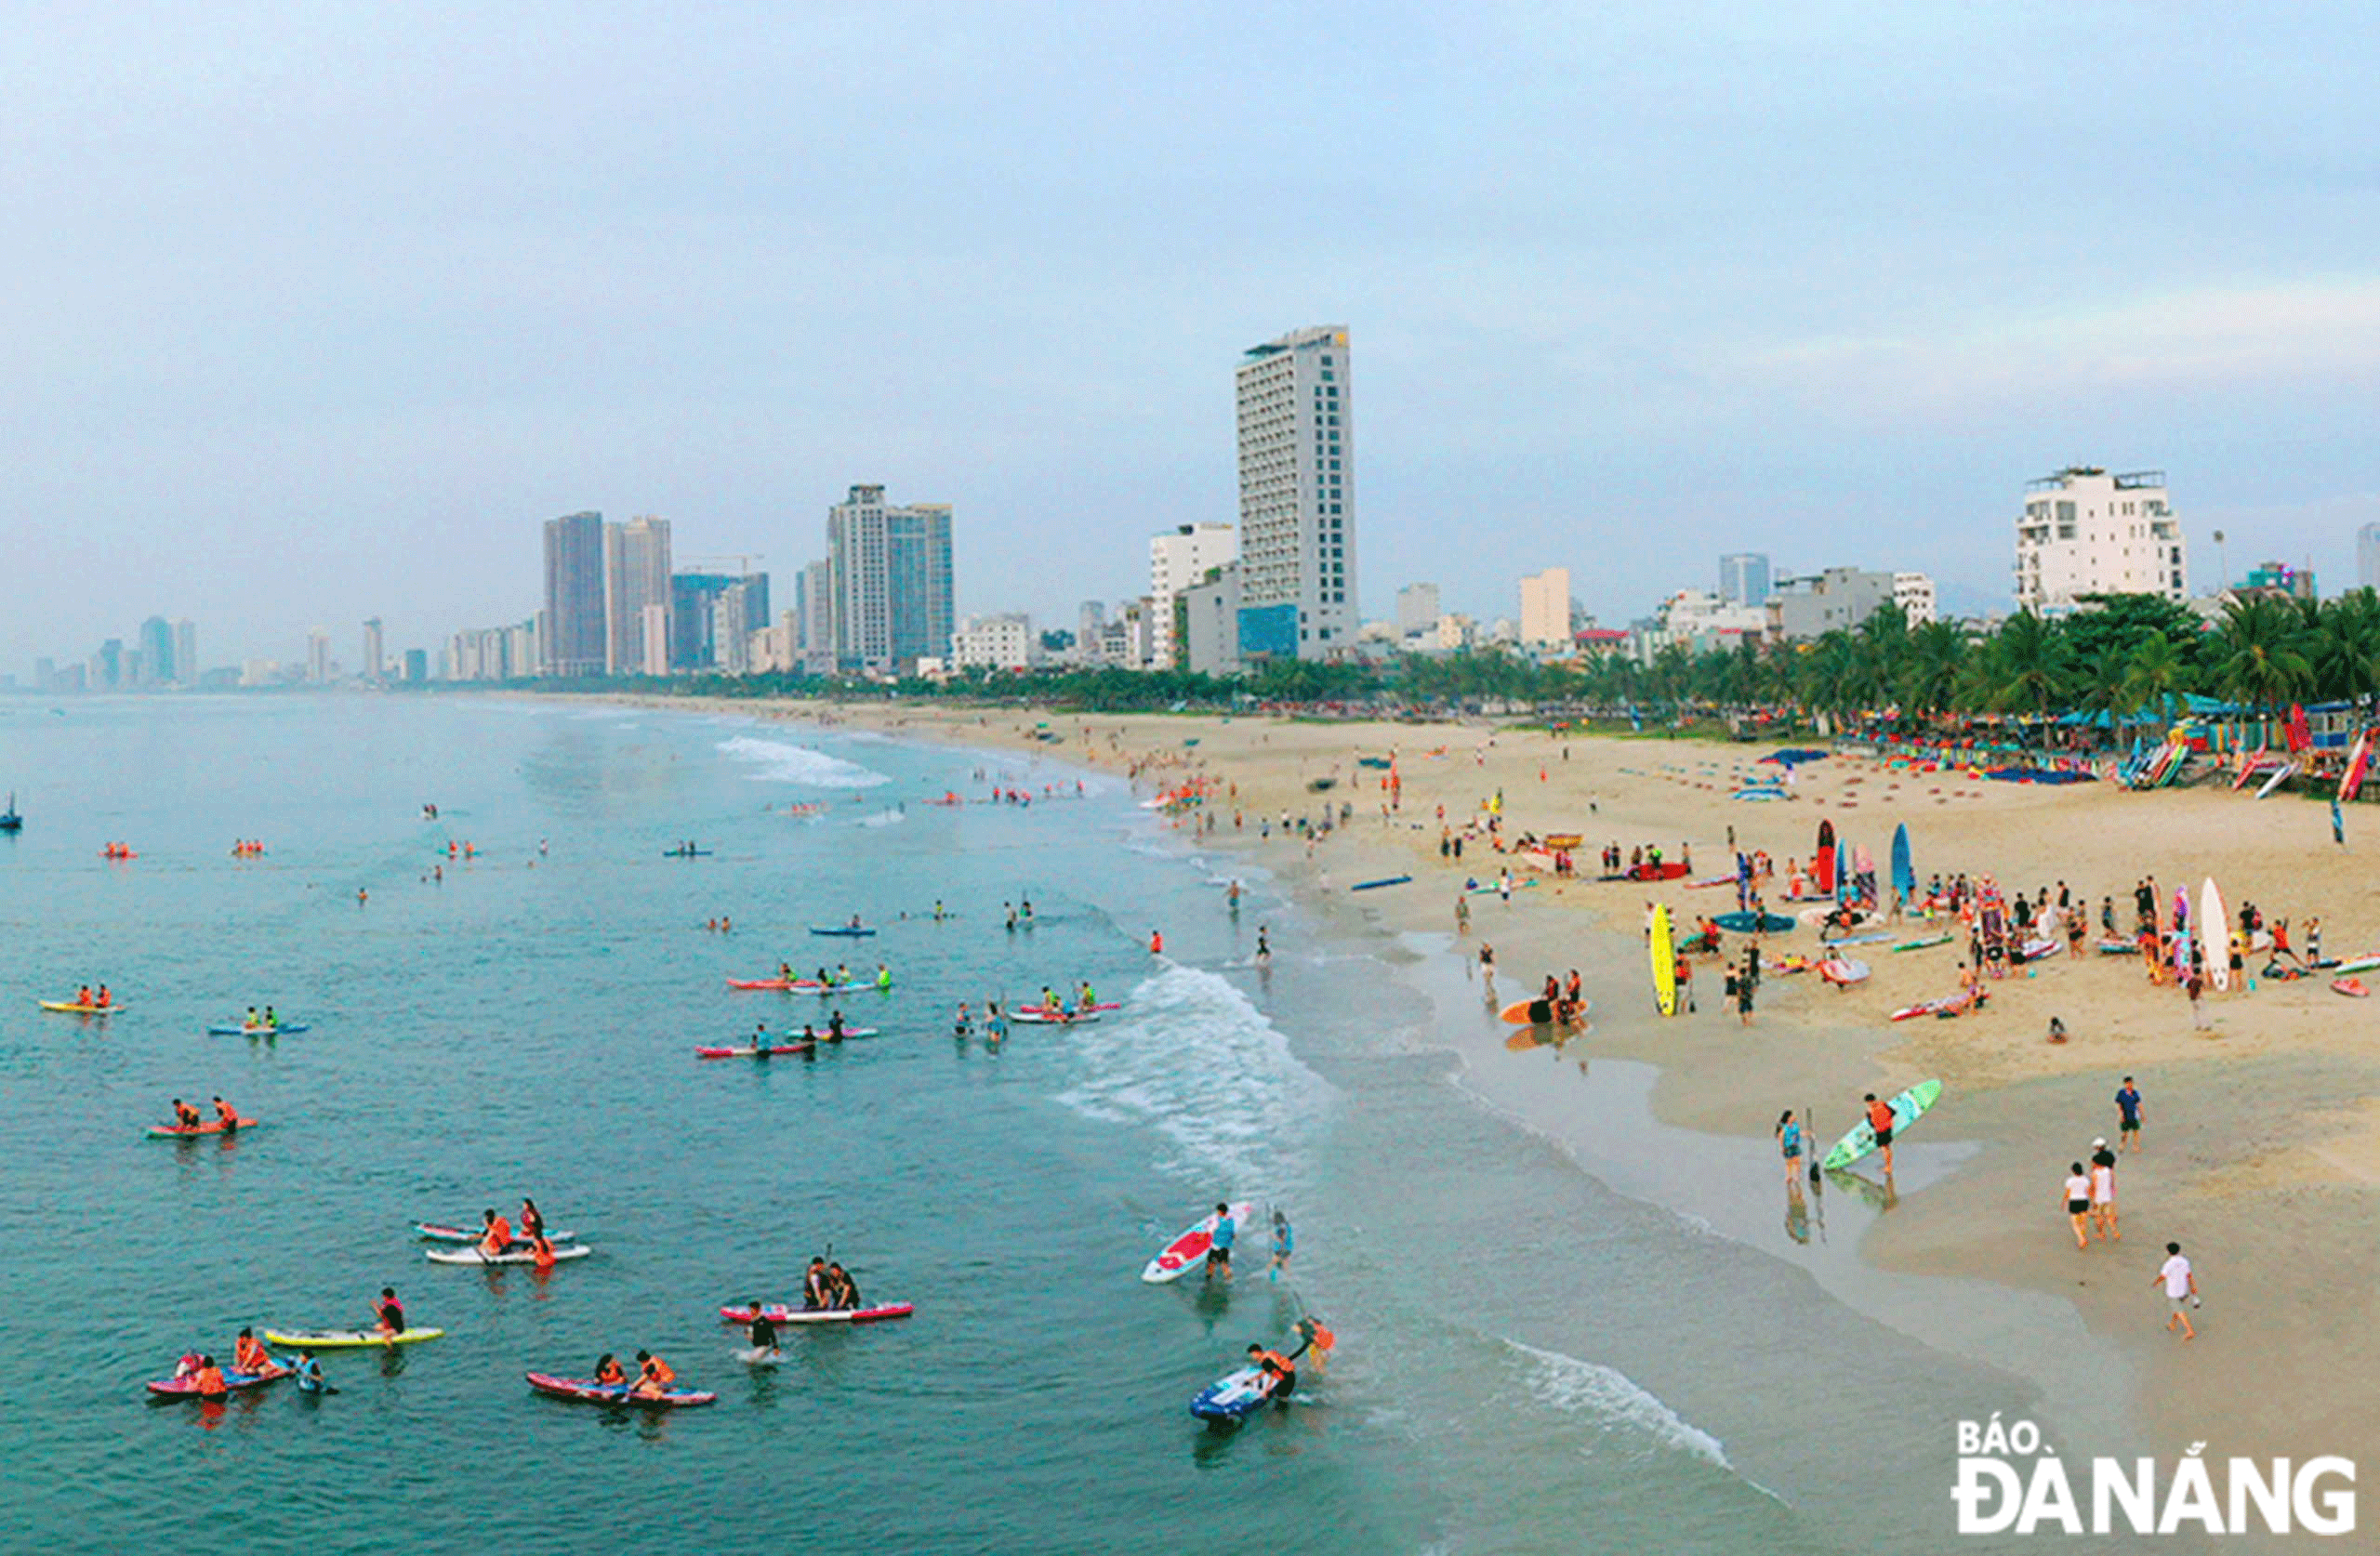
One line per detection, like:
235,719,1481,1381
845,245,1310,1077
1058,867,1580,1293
1148,521,1236,669
1235,324,1355,660
2015,467,2186,613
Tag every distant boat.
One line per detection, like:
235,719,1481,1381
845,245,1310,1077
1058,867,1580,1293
0,793,20,833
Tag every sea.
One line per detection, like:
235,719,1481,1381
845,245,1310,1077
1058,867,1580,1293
0,695,2120,1554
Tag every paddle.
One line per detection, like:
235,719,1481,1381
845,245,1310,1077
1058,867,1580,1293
1806,1103,1821,1184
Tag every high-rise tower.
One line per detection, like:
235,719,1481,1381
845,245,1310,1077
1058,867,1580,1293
1235,325,1355,660
542,511,607,676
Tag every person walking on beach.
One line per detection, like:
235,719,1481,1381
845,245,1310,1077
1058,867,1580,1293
2187,963,2210,1029
2155,1243,2199,1338
2089,1138,2120,1241
1776,1110,1804,1183
2116,1077,2144,1151
1864,1092,1897,1173
1736,964,1754,1026
2059,1162,2095,1250
1674,951,1695,1014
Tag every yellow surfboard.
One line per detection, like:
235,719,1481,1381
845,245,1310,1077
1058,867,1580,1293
1650,904,1677,1016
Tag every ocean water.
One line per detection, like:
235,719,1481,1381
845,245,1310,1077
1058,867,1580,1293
0,696,2067,1553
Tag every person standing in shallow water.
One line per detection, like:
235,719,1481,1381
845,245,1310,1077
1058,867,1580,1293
1775,1110,1803,1183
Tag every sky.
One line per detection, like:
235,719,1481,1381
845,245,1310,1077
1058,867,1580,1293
7,1,2380,671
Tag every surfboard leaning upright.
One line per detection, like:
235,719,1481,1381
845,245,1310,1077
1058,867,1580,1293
1650,904,1677,1017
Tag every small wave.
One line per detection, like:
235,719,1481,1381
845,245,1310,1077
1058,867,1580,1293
856,808,906,828
716,735,890,788
1050,963,1332,1190
1502,1338,1733,1471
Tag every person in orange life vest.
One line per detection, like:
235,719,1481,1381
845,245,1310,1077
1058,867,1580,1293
212,1096,240,1130
1150,930,1163,954
477,1208,513,1259
234,1327,276,1376
630,1350,675,1399
1246,1343,1297,1400
529,1232,558,1269
171,1099,202,1129
191,1356,229,1397
76,985,92,1008
1864,1092,1899,1173
96,984,111,1007
593,1353,627,1387
1291,1316,1335,1374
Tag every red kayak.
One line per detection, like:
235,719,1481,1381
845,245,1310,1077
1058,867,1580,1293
694,1043,815,1059
147,1116,260,1139
525,1371,715,1407
147,1365,284,1398
717,1301,914,1325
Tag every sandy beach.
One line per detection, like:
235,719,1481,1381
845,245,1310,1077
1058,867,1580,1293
582,691,2380,1468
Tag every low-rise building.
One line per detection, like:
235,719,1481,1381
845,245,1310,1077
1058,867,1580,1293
1179,564,1242,677
951,613,1038,671
1770,568,1901,640
2014,467,2186,613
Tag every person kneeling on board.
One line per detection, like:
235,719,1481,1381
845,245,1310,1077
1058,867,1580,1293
802,1257,832,1311
476,1209,514,1259
630,1350,676,1399
824,1261,861,1310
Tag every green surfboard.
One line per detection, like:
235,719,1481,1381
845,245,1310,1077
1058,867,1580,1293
1822,1079,1943,1170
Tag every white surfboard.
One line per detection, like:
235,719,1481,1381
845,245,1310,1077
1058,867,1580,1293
2202,877,2230,993
1141,1201,1255,1284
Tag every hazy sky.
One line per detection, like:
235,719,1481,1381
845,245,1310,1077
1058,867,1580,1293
7,2,2380,670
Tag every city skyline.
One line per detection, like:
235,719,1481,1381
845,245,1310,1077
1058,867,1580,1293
7,7,2380,666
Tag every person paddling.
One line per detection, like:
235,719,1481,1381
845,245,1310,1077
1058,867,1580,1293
630,1350,676,1399
234,1327,277,1376
476,1208,513,1259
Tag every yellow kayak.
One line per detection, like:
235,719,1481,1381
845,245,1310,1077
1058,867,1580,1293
39,1000,123,1014
263,1327,444,1349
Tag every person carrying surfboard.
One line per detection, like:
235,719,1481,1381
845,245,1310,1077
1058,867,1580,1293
1863,1094,1897,1173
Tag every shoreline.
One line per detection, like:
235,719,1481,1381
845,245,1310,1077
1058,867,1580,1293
539,690,2380,1468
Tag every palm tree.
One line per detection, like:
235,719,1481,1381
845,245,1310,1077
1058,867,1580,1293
1898,620,1969,719
2076,645,2139,737
2122,628,2193,719
1987,611,2072,737
2213,597,2313,728
2312,589,2380,702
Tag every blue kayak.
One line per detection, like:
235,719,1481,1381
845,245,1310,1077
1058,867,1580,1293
1189,1365,1276,1421
207,1022,311,1035
809,926,878,937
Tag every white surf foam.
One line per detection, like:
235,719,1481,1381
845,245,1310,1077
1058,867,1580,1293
1503,1338,1734,1471
716,735,890,788
855,807,906,827
1050,962,1332,1191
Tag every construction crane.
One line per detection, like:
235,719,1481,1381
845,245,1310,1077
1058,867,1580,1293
681,555,766,576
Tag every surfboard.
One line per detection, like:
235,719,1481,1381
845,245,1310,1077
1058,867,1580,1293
1834,842,1850,904
2202,877,2230,993
1649,905,1676,1017
2255,763,2297,799
1821,1079,1943,1169
1141,1201,1255,1283
1890,824,1913,903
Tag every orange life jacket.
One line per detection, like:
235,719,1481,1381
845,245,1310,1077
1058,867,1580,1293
481,1216,511,1252
1867,1100,1896,1133
194,1365,227,1394
595,1361,626,1385
236,1338,270,1371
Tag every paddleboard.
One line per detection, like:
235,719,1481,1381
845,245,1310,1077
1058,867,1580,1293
1890,824,1913,903
1142,1201,1254,1284
147,1368,281,1399
40,1000,123,1014
2334,978,2370,998
1821,1079,1943,1169
416,1221,576,1244
1818,958,1871,985
1712,911,1796,933
146,1116,259,1139
2202,877,2230,993
808,926,878,937
526,1372,716,1408
1349,875,1412,891
263,1327,444,1349
1650,904,1676,1016
207,1022,310,1035
1189,1365,1277,1421
2332,954,2380,975
2255,763,2297,799
425,1244,592,1265
1498,996,1587,1026
717,1302,915,1325
694,1043,816,1058
1010,1009,1095,1025
1891,934,1951,952
725,978,797,990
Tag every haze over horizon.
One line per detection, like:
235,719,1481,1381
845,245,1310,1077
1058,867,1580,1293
7,2,2380,670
